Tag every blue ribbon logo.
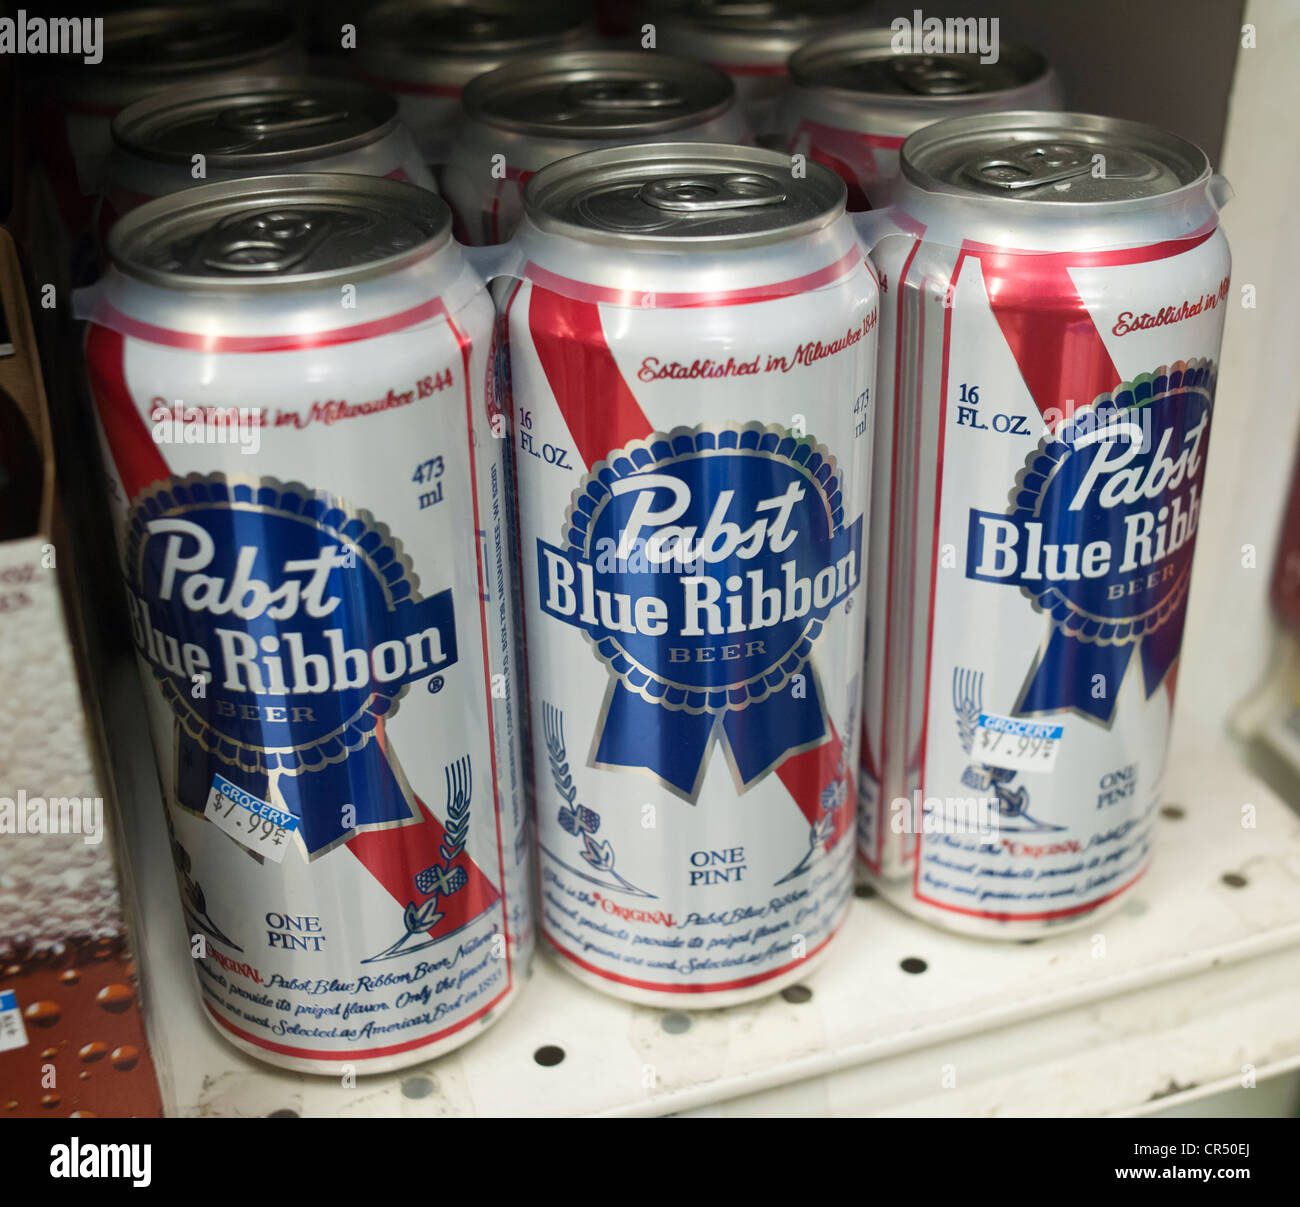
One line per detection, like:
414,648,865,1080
965,361,1216,722
125,475,457,855
537,424,863,799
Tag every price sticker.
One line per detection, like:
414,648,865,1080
0,990,28,1052
973,712,1063,774
204,774,298,863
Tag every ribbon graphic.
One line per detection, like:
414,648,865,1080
538,425,863,798
962,235,1223,723
523,284,859,841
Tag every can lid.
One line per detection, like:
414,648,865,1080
58,4,297,80
362,0,591,57
789,29,1048,98
463,52,734,138
107,174,452,291
902,112,1210,204
524,142,845,247
112,76,400,166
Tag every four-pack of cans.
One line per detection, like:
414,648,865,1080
18,2,1232,1072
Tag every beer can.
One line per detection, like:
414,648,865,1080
440,51,750,245
784,29,1061,209
22,3,302,263
655,0,874,141
100,75,437,244
352,0,594,171
506,143,878,1005
80,174,532,1072
858,112,1231,936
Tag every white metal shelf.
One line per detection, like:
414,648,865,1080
105,664,1300,1117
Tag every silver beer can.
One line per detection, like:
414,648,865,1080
24,4,303,254
783,29,1061,209
352,0,594,171
506,143,878,1005
655,0,875,141
100,75,437,247
81,174,532,1072
858,113,1231,937
440,51,750,244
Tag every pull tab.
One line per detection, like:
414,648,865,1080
565,78,683,112
196,209,357,274
890,54,979,96
963,141,1096,191
637,173,786,213
219,98,349,137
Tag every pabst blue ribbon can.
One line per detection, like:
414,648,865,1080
784,30,1060,210
440,52,750,245
654,0,873,141
80,175,532,1071
22,3,301,273
506,144,878,1005
858,113,1231,935
350,0,594,172
99,75,437,248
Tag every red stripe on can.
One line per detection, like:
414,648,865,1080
522,244,864,309
89,296,451,352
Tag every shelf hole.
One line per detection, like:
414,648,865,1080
267,1108,298,1118
854,884,877,900
401,1075,435,1100
780,984,813,1004
1221,872,1248,889
534,1044,565,1067
900,957,928,975
1160,803,1185,820
660,1012,691,1035
1123,898,1147,917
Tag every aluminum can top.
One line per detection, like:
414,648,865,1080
790,28,1050,99
358,0,591,67
902,111,1211,206
105,173,452,291
462,52,736,139
110,76,403,167
523,141,846,249
44,4,298,96
658,0,874,58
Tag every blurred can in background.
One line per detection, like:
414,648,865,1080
784,29,1061,209
351,0,593,172
441,51,749,244
99,75,436,249
21,3,302,276
656,0,875,142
